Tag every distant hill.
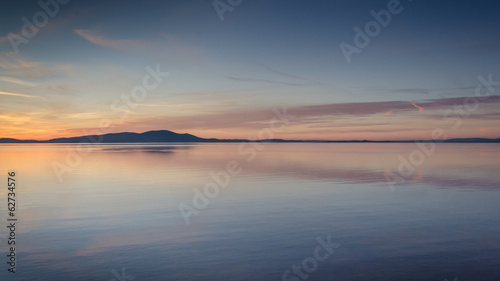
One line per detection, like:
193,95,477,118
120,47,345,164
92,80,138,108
0,138,39,143
0,130,223,143
45,130,212,143
0,130,499,143
443,138,500,143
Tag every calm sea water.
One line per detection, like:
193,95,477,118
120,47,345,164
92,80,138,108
0,143,499,281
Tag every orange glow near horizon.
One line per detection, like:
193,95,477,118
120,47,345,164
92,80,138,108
2,104,500,141
2,124,500,142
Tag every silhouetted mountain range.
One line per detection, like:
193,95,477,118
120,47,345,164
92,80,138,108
0,130,499,143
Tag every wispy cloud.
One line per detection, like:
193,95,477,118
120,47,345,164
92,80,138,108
74,29,204,64
0,52,52,78
293,96,500,117
0,52,76,79
411,101,424,113
393,88,430,95
75,29,148,51
138,103,199,107
46,84,78,96
0,91,39,98
363,87,431,95
227,76,305,86
118,96,500,132
227,63,323,87
0,76,37,87
65,112,97,118
256,63,323,85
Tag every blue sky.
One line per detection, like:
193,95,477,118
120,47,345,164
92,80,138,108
0,0,499,140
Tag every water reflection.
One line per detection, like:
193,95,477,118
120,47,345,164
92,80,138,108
0,143,499,280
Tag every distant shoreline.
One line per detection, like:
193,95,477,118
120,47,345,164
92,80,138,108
1,130,499,144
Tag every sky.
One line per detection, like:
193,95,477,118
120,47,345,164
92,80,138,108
0,0,499,141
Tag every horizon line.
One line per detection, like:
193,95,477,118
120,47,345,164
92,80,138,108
1,129,499,143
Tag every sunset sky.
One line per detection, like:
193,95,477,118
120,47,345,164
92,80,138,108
0,0,499,141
